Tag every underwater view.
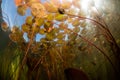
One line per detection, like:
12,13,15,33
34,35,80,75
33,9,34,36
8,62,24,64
0,0,120,80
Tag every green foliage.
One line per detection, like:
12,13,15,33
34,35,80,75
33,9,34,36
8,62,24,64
39,28,45,35
0,47,22,80
35,18,44,27
22,24,30,33
46,13,54,21
26,16,33,25
56,33,64,39
30,3,47,18
55,13,68,21
17,5,27,16
43,2,57,13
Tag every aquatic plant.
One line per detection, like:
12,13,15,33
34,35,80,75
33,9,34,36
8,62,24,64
1,0,120,80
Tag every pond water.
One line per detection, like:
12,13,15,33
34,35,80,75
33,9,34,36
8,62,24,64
0,0,120,80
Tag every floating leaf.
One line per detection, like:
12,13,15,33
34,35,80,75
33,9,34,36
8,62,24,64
31,3,47,18
46,13,54,21
1,22,9,32
61,1,71,9
32,25,40,33
46,33,54,41
45,28,56,40
59,23,68,30
72,19,81,27
35,18,44,27
44,22,51,28
9,32,24,43
57,33,64,39
22,24,31,32
39,28,45,35
17,5,27,16
9,33,18,42
55,14,68,21
57,39,64,44
43,2,57,13
52,27,59,33
11,26,20,33
26,16,33,25
40,38,46,42
51,0,61,7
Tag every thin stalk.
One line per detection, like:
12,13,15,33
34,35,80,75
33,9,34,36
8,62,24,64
21,27,35,68
64,27,118,74
67,13,120,56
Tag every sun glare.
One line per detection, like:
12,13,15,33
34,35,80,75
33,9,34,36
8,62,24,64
81,0,91,12
60,0,72,3
93,0,102,8
80,0,102,13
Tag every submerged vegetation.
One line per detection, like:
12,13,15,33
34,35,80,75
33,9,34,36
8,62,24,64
0,0,120,80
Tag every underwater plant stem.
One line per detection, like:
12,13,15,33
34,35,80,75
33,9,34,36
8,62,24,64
32,52,47,71
59,13,119,75
67,13,120,58
64,27,118,74
21,29,35,68
67,14,120,50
